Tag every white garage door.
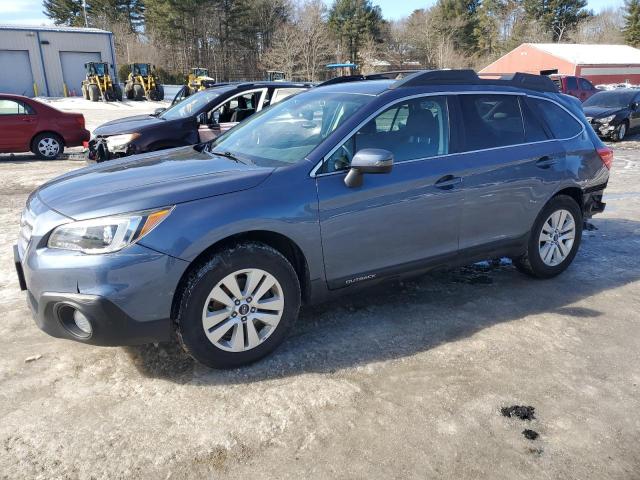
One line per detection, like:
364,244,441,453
59,51,101,96
0,50,35,96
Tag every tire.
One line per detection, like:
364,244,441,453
133,84,144,101
113,84,123,101
514,195,583,279
81,85,89,100
31,132,64,160
88,84,100,102
612,121,628,142
125,83,134,100
176,243,301,369
156,84,164,101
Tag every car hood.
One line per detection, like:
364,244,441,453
582,106,624,118
36,146,273,220
93,114,167,136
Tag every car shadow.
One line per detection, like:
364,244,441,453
123,217,639,384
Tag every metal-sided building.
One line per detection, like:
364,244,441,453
0,24,116,97
480,43,640,86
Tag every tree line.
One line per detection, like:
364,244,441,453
43,0,640,83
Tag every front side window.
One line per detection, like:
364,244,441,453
579,78,594,91
458,94,525,150
324,96,449,173
530,98,583,139
159,88,225,120
0,99,32,115
208,90,373,167
213,90,264,123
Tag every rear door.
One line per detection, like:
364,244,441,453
0,98,37,151
455,93,565,251
316,95,465,288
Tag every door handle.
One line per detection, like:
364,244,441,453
434,175,462,190
536,156,557,169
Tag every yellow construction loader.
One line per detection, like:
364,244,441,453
81,62,122,102
124,63,164,101
185,67,216,95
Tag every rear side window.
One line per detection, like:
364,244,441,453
566,77,578,90
458,94,525,150
529,98,583,139
519,98,550,142
0,99,33,115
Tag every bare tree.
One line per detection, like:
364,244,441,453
297,0,332,81
571,8,625,43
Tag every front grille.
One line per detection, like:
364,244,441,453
17,206,35,258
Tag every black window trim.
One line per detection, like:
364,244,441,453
311,91,585,178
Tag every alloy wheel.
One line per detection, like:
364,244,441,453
201,268,284,352
538,209,576,267
38,137,60,158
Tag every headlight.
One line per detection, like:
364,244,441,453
597,115,616,124
48,207,173,254
105,133,140,151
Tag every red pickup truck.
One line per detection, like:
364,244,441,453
549,75,599,102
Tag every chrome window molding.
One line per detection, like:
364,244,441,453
309,90,586,178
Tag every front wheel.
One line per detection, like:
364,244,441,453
514,195,583,279
176,243,301,369
612,121,627,142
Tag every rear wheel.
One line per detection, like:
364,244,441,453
88,84,100,102
515,195,583,278
32,133,64,160
133,84,144,101
113,84,123,101
125,83,134,100
176,243,301,369
81,84,89,100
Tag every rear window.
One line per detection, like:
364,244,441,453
529,98,583,139
458,94,525,150
520,99,550,142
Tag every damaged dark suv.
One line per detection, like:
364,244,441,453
16,70,611,369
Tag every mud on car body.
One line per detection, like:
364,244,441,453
16,70,611,368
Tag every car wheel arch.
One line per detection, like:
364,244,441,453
170,230,312,322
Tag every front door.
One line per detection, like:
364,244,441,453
0,98,37,151
316,95,463,288
198,89,267,142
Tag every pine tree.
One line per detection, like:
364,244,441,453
523,0,592,41
328,0,385,65
43,0,87,26
624,0,640,47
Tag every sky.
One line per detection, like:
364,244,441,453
0,0,625,26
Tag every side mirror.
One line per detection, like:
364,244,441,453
344,148,393,188
213,110,220,124
197,112,208,125
154,108,166,115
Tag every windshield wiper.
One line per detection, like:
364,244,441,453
211,150,246,164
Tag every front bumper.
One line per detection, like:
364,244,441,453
16,239,189,346
87,138,136,161
586,118,620,138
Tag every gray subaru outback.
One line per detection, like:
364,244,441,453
15,70,611,368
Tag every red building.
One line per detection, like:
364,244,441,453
480,43,640,85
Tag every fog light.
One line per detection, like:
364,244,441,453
73,310,92,335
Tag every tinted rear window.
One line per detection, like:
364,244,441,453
520,99,550,142
529,98,583,139
459,94,525,150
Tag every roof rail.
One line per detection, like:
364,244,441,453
317,70,420,87
390,69,558,92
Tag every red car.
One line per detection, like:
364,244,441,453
0,94,89,159
549,75,599,102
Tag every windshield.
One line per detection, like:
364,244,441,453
134,64,149,76
94,63,106,75
208,90,373,167
159,89,225,120
584,90,637,108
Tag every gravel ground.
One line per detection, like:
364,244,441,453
0,127,639,479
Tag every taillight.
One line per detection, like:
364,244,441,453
597,147,613,170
